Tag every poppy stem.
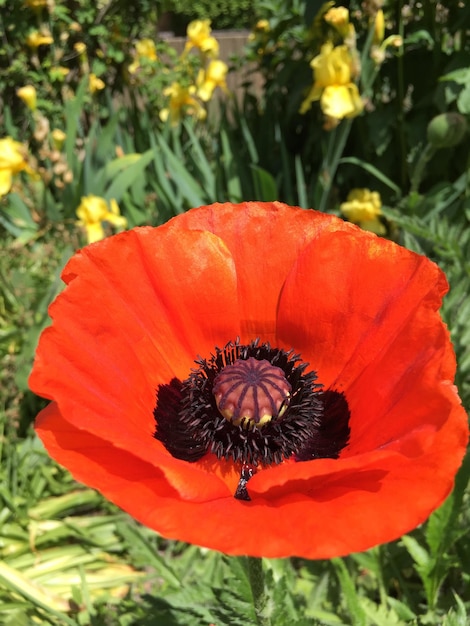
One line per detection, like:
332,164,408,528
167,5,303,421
244,556,272,626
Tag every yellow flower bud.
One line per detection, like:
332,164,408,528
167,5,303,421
89,73,105,94
23,0,48,10
383,34,402,48
374,9,385,44
51,129,67,151
17,85,37,111
324,6,350,37
254,19,270,32
74,42,87,54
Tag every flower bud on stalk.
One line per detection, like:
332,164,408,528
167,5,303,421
427,112,468,149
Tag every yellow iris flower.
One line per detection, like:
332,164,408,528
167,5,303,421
26,30,54,50
135,39,157,61
185,20,219,57
89,74,105,94
340,188,385,234
300,42,363,121
76,196,127,244
0,137,29,197
128,39,158,74
26,30,53,49
197,60,229,102
159,83,206,127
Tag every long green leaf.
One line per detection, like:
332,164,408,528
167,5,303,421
250,165,278,201
338,156,401,195
220,128,243,202
104,150,154,202
295,155,308,208
158,135,206,207
183,121,216,198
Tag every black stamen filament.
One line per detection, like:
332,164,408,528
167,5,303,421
154,339,350,500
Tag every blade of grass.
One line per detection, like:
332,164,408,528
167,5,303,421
0,561,75,623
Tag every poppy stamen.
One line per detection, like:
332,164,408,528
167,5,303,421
213,357,291,428
154,339,351,499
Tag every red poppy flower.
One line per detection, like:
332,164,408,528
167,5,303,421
29,202,468,559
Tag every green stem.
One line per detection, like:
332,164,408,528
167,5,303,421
245,557,272,626
359,13,380,98
373,546,388,607
317,119,353,213
410,142,437,194
396,0,408,190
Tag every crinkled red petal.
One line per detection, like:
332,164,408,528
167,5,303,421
172,202,354,342
30,227,243,498
37,390,467,558
276,229,457,453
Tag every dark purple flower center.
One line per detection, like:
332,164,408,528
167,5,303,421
154,339,350,501
213,357,292,428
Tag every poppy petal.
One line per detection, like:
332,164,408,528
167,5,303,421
173,202,353,341
37,387,467,559
277,228,449,390
277,229,457,452
30,226,243,498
